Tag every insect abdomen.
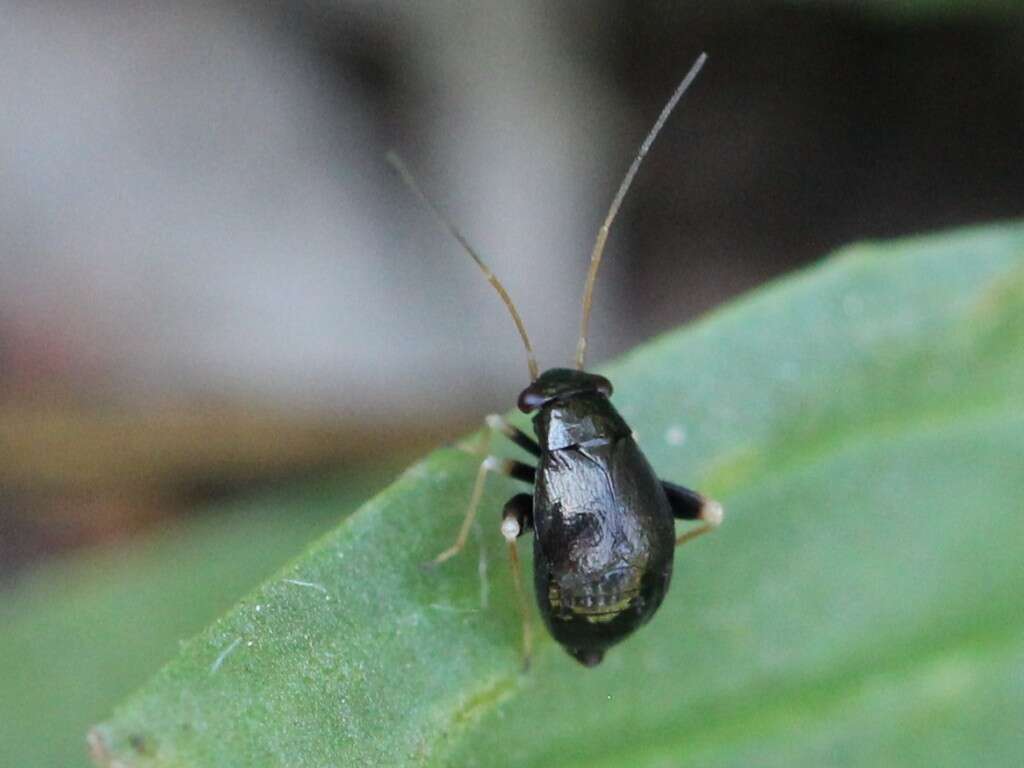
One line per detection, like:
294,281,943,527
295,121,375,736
531,435,675,660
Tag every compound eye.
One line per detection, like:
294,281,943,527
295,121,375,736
594,375,613,398
517,386,546,413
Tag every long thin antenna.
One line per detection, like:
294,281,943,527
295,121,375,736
387,151,540,382
575,52,708,370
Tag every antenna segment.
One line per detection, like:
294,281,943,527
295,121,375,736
387,151,540,382
575,52,708,370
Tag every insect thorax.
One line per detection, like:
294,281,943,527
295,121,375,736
532,393,631,452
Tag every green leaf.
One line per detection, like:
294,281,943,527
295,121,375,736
90,221,1024,767
0,468,395,768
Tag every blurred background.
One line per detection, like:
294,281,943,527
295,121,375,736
1,1,1023,763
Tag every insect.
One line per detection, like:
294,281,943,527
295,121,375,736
388,53,722,668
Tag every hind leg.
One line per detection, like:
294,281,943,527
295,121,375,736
501,492,534,670
663,481,724,547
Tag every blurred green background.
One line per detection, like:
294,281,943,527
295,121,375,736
1,1,1022,766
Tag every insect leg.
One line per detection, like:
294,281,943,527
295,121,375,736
500,492,534,539
486,414,540,457
663,480,724,547
501,493,535,670
427,418,536,567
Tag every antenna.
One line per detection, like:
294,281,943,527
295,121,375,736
575,52,708,370
387,151,540,382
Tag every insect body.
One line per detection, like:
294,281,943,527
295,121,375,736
525,369,680,666
390,53,722,667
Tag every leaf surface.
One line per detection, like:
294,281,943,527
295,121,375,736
0,469,393,768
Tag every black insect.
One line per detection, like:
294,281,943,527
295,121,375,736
389,53,722,668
